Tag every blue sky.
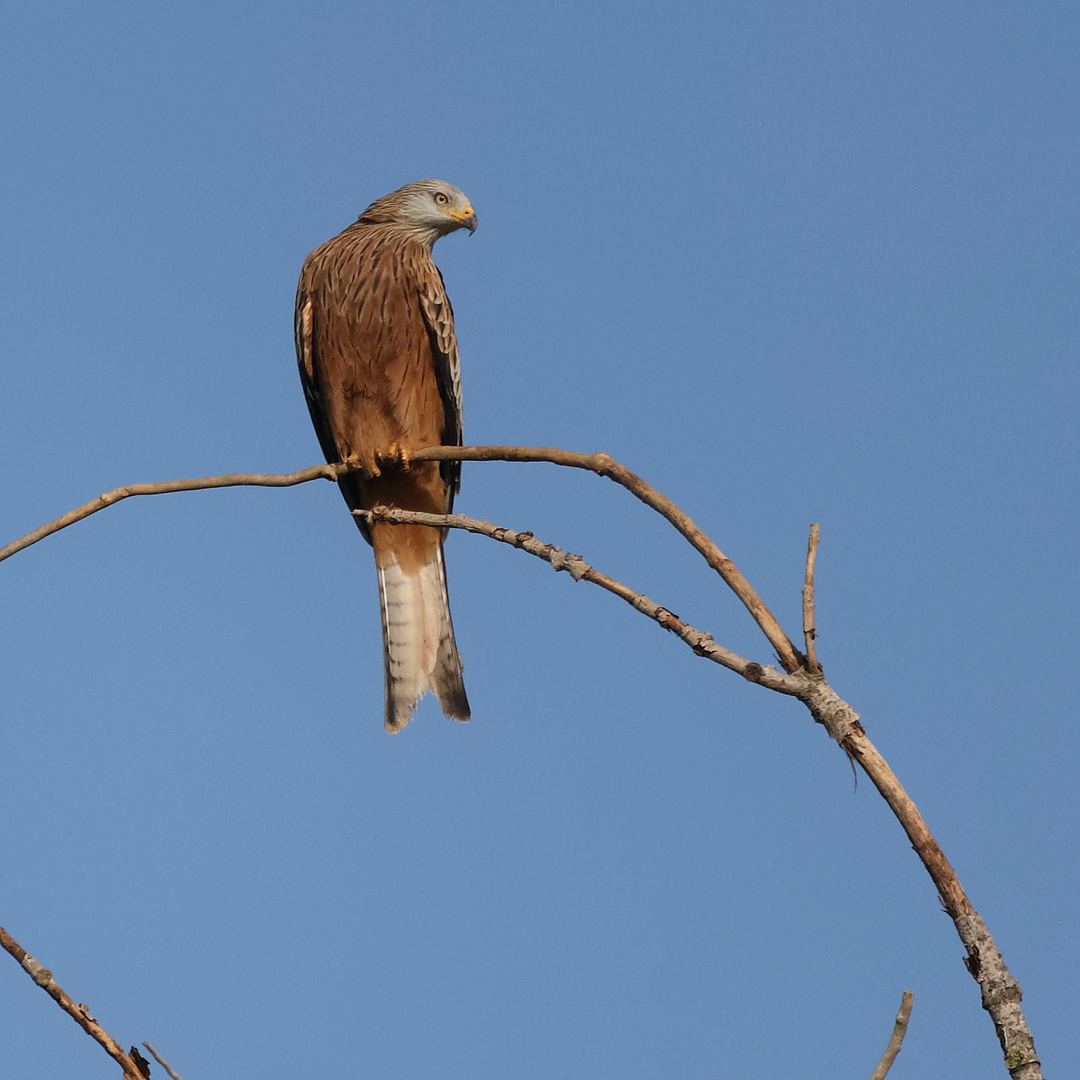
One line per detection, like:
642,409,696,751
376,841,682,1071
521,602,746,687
1,2,1077,1077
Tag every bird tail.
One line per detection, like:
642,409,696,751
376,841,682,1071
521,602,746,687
377,545,470,732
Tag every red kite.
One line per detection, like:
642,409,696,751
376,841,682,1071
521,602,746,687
295,180,476,731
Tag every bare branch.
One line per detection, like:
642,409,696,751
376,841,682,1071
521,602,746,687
0,463,344,565
0,447,1046,1076
869,990,914,1080
0,923,146,1080
360,505,801,694
365,502,1045,1079
802,523,821,674
143,1041,185,1080
0,446,803,673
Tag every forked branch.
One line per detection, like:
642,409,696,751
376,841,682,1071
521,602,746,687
0,447,803,673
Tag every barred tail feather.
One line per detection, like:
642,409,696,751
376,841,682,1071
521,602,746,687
377,546,470,732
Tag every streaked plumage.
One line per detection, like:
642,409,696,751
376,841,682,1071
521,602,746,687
295,179,477,731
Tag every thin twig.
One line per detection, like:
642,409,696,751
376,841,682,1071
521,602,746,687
143,1041,185,1080
0,462,346,565
802,523,821,674
0,923,146,1080
360,506,799,694
869,990,914,1080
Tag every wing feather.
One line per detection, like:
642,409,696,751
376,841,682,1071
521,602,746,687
417,266,464,499
295,290,344,470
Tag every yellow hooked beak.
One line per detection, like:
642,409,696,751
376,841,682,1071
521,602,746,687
446,204,478,233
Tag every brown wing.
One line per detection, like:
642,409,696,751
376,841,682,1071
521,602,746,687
295,283,340,470
417,265,464,500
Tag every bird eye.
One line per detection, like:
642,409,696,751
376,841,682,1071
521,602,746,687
433,191,450,205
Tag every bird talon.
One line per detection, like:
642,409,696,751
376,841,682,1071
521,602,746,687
342,452,375,477
379,444,412,470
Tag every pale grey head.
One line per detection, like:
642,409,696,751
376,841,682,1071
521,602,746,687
358,179,477,248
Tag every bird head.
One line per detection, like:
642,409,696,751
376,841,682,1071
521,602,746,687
359,179,477,246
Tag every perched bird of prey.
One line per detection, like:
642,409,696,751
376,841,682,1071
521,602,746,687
295,179,477,731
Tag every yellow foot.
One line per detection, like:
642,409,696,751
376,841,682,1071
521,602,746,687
341,452,375,477
379,444,412,470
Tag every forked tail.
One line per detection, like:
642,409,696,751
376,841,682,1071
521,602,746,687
377,545,470,732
